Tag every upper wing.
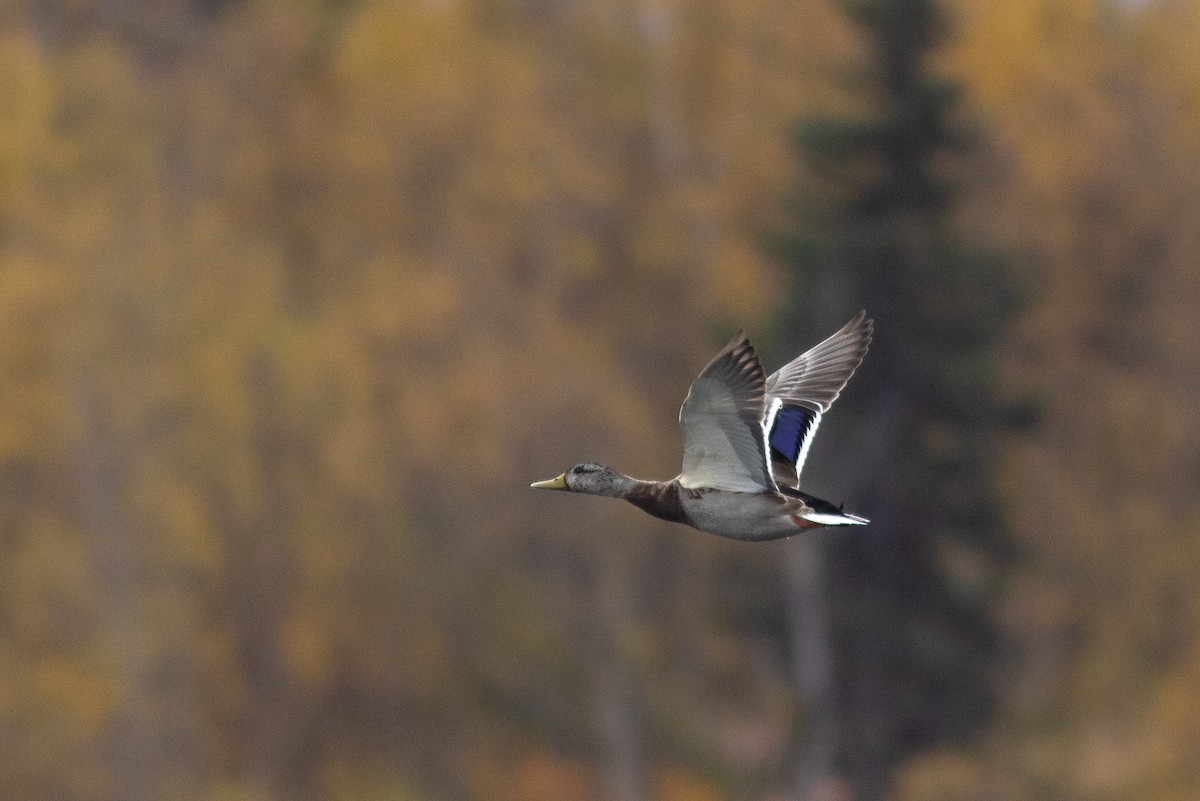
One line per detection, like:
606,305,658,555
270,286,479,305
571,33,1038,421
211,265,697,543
676,332,776,493
765,311,873,410
765,311,872,484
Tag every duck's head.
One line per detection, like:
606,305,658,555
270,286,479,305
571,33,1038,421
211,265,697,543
530,463,632,497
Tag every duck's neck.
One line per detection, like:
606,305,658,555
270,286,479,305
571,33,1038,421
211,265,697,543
576,470,688,523
622,479,690,524
585,471,651,498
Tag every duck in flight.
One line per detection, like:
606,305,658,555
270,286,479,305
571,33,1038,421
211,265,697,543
531,312,872,540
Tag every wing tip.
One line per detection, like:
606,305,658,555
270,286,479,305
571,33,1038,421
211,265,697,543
847,309,873,347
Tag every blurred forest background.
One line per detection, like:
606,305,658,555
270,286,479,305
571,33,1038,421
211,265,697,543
3,0,1200,799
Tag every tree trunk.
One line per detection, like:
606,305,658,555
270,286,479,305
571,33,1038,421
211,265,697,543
589,542,648,801
784,535,836,799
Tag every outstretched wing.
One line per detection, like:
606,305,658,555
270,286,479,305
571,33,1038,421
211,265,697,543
765,311,872,485
677,332,775,493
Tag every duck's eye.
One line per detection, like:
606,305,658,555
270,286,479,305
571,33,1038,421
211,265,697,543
571,465,583,475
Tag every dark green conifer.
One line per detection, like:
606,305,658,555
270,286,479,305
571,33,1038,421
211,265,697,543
769,1,1029,797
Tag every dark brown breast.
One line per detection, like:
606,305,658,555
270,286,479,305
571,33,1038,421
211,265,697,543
624,480,692,525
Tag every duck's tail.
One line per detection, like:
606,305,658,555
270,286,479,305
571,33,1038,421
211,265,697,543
781,486,870,526
797,509,869,526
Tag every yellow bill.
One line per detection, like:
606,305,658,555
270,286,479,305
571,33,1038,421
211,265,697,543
530,473,568,490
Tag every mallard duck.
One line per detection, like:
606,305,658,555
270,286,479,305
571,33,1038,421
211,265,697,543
532,312,872,540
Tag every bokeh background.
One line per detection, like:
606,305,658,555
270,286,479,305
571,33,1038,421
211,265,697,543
3,0,1200,799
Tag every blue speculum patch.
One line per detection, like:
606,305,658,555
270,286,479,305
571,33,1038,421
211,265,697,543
769,404,816,463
